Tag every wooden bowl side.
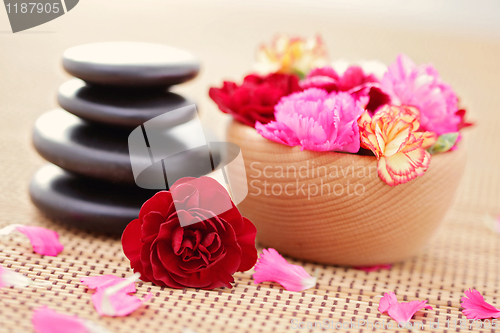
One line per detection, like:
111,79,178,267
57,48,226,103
227,120,466,266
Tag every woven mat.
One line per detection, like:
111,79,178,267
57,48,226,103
1,206,498,333
1,2,500,332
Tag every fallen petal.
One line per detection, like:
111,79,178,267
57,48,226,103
32,306,112,333
482,214,500,235
0,224,63,256
93,289,153,317
353,264,392,272
88,273,152,317
81,275,136,294
32,306,87,333
0,264,50,288
378,291,398,314
378,292,432,323
461,289,500,320
253,248,316,292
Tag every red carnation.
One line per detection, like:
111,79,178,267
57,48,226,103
209,72,301,126
122,177,257,289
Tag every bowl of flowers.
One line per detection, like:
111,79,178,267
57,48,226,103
209,35,472,266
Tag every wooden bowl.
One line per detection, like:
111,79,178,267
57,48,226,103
226,120,466,266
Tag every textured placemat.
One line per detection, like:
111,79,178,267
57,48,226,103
1,2,500,332
0,205,498,333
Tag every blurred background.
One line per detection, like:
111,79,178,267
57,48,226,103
0,0,499,218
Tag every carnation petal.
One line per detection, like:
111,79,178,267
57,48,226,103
121,219,144,276
92,289,152,317
32,306,113,333
80,275,136,294
0,264,51,288
0,224,63,257
482,214,500,235
353,264,392,272
88,273,152,317
377,157,396,186
234,217,258,272
460,288,500,320
378,292,433,323
138,191,174,222
255,121,300,147
381,54,461,135
32,306,88,333
253,248,316,292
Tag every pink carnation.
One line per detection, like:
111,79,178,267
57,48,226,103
255,88,364,153
381,54,461,135
300,66,390,113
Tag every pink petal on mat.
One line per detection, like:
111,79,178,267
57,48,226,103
32,306,88,333
0,264,50,288
461,288,500,319
81,275,136,294
483,214,500,235
92,289,153,317
378,292,433,323
354,264,392,272
87,273,152,317
32,306,112,333
16,225,64,256
253,248,316,292
0,224,63,256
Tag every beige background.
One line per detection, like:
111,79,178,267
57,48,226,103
0,1,499,332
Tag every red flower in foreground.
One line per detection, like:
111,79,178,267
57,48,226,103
122,177,258,289
209,73,301,126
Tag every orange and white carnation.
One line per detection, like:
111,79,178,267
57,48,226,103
255,34,328,78
358,105,437,186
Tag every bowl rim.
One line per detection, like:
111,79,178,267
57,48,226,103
227,119,461,165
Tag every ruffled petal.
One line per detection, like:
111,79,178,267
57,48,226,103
235,217,258,272
378,291,399,314
80,275,136,294
121,219,144,276
461,289,500,320
353,264,392,272
0,264,50,288
32,307,88,333
88,273,152,317
255,121,300,147
0,225,63,256
378,292,433,323
92,289,152,317
253,248,316,292
381,54,462,135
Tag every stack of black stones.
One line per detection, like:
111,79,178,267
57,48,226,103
30,42,217,234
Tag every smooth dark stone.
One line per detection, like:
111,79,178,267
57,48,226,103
33,109,220,185
29,164,157,235
57,79,197,128
62,42,200,87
